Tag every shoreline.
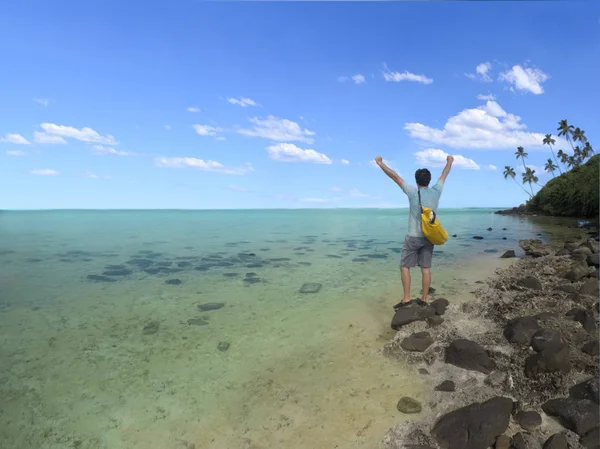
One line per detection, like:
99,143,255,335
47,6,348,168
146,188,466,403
380,228,599,449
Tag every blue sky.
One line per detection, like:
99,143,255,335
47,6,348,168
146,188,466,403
1,1,598,210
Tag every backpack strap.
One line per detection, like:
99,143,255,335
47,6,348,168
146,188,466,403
419,188,437,224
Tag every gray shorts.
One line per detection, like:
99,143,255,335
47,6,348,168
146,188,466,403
400,235,434,268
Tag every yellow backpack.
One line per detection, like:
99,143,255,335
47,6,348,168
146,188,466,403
418,190,448,245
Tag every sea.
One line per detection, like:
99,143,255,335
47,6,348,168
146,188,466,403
0,209,584,449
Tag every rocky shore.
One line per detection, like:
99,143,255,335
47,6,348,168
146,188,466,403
381,230,599,449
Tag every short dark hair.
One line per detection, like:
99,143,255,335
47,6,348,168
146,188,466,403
415,169,431,187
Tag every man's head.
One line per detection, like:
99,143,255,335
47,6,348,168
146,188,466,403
415,168,431,187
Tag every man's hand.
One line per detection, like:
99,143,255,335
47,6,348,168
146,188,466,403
375,156,383,166
446,155,454,164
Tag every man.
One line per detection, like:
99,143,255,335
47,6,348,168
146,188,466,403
375,155,454,308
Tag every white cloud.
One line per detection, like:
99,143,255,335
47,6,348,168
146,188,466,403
487,164,497,171
477,93,496,101
92,145,134,156
84,172,111,179
404,101,558,150
340,159,350,165
330,186,343,192
228,185,247,192
266,143,332,164
227,97,258,108
193,124,221,137
36,123,117,145
154,157,254,175
517,164,546,175
352,74,366,85
187,107,201,113
369,158,396,169
34,98,50,107
299,197,333,203
348,188,370,198
31,169,59,176
499,65,549,95
466,62,492,82
33,131,67,144
382,65,433,84
1,133,31,145
238,116,316,143
337,76,349,83
6,150,26,156
164,125,172,130
414,148,480,170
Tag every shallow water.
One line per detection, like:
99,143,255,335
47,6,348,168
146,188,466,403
0,209,585,449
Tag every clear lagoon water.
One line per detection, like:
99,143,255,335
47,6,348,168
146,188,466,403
0,209,583,449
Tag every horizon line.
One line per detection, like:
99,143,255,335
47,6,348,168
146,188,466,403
0,207,508,212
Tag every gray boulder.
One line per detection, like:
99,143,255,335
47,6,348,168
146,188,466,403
434,380,455,392
515,410,542,431
542,398,599,436
401,332,434,352
517,276,543,290
570,378,599,404
531,328,563,352
501,250,516,258
542,433,568,449
445,339,495,374
504,316,541,345
397,396,422,414
580,427,600,449
391,302,436,330
580,279,599,296
525,343,571,377
587,253,599,268
566,308,596,332
582,340,599,356
565,262,591,282
431,297,449,315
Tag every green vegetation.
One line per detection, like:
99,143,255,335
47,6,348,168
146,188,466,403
503,120,597,218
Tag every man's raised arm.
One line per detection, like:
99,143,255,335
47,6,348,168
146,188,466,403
375,156,405,189
438,155,454,183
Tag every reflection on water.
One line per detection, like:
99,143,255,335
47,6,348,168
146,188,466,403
0,210,585,449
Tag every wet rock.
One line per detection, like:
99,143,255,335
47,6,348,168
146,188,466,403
126,258,154,268
502,237,507,240
566,308,596,332
418,368,429,375
187,318,208,326
495,435,511,449
520,239,552,257
542,398,599,436
565,262,591,282
580,279,599,296
165,279,182,285
435,380,455,392
487,227,493,231
352,257,369,262
515,410,542,431
525,344,571,377
431,298,449,315
427,315,444,327
504,316,541,345
501,250,516,258
396,397,422,414
582,340,599,356
86,274,117,282
155,261,173,267
299,282,322,293
197,302,225,311
217,342,230,352
177,261,192,268
542,434,568,449
445,338,496,374
569,378,599,404
531,329,563,352
473,236,484,240
517,276,543,290
401,332,434,352
431,396,512,449
452,234,457,238
143,321,159,335
391,302,436,330
103,269,133,276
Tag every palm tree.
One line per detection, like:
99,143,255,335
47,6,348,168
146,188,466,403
573,127,587,143
557,119,575,151
544,158,558,178
543,133,562,174
504,165,531,197
522,167,538,196
557,149,569,169
515,146,528,174
583,142,594,159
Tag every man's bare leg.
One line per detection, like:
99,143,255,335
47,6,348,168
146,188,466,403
421,267,431,303
401,267,411,303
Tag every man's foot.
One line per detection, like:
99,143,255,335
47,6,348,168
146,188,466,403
416,299,427,306
393,300,412,311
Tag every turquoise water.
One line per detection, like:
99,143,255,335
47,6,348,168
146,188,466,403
0,209,581,449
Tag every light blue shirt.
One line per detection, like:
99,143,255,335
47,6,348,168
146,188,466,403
401,181,444,237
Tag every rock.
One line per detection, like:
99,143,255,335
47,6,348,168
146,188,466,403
165,278,182,285
566,292,583,303
587,254,599,268
566,308,596,332
525,344,571,377
452,234,457,238
401,332,434,352
86,274,117,282
580,427,600,449
427,315,444,327
537,311,558,321
143,321,159,335
520,239,551,257
197,302,225,311
556,248,570,256
585,238,599,254
187,318,208,326
418,368,429,375
431,298,449,315
582,340,599,356
391,302,436,330
496,435,511,449
580,279,599,296
502,237,507,240
501,250,516,258
504,316,541,345
485,371,507,387
217,341,230,352
569,378,599,404
511,433,527,449
517,276,543,290
431,396,512,449
565,263,591,282
531,328,563,352
557,283,579,294
542,398,599,436
542,434,568,449
102,268,133,276
487,227,493,231
565,241,578,251
435,380,455,392
299,282,322,293
396,397,422,414
445,339,496,374
574,246,593,256
572,253,589,264
473,236,484,240
515,410,542,431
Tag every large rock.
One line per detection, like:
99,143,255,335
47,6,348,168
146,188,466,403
445,339,495,374
580,279,599,296
520,239,551,257
525,344,571,377
584,238,599,254
496,435,511,449
501,250,516,258
542,434,568,449
531,328,563,352
587,254,599,268
511,433,541,449
557,283,579,294
517,276,543,290
504,316,541,345
397,396,422,414
431,396,512,449
391,303,436,330
401,332,434,352
515,410,542,431
582,340,599,356
580,427,600,449
574,246,593,256
556,248,570,257
435,380,455,392
565,262,591,282
431,298,449,315
565,241,579,251
569,378,599,404
566,308,596,332
542,398,599,436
